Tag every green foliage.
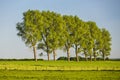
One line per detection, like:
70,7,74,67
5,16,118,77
16,10,43,61
37,11,67,61
63,15,76,61
100,28,112,60
17,10,112,61
46,12,67,61
22,10,43,47
86,21,101,61
71,16,89,61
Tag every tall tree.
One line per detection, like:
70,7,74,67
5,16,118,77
72,16,88,62
80,23,93,61
63,15,76,61
17,9,112,62
100,28,111,60
16,10,43,61
87,21,100,61
37,11,53,61
46,11,66,61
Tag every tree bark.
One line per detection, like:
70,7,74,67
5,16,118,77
90,54,92,61
53,49,56,61
94,54,96,61
47,46,50,61
75,45,79,62
102,51,105,61
47,53,50,61
93,49,96,61
84,50,88,61
67,48,70,62
33,46,37,61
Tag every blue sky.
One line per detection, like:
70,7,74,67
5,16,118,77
0,0,120,59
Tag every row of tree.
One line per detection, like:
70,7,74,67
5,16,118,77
16,10,111,62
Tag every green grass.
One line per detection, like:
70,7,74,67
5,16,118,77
0,70,120,80
0,61,120,80
0,61,120,70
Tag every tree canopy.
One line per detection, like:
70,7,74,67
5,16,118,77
16,10,112,61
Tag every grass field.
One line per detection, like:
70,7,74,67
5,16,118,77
0,61,120,80
0,61,120,70
0,70,120,80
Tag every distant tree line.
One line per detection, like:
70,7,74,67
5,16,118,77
16,10,111,61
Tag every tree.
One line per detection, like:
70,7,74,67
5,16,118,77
86,21,101,61
37,11,66,61
17,9,112,62
16,10,43,61
43,11,66,61
80,23,93,61
100,28,111,60
72,16,88,62
63,15,76,61
37,11,53,61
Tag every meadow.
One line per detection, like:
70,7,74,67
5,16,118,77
0,61,120,80
0,61,120,70
0,70,120,80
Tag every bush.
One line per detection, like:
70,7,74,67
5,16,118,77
57,56,112,61
57,56,68,61
0,59,44,61
57,56,83,61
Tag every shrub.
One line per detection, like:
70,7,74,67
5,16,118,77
0,59,44,61
57,57,68,61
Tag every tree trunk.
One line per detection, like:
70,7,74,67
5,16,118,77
47,53,50,61
103,51,105,61
93,49,96,61
94,53,96,61
33,46,37,61
67,48,70,62
47,46,50,61
53,49,56,61
84,50,88,61
75,45,79,62
90,54,92,61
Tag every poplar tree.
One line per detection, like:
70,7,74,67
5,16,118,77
16,10,43,61
47,11,66,61
72,16,88,62
100,28,111,60
17,10,112,61
80,23,91,61
38,11,67,61
87,21,100,61
37,11,53,61
63,15,76,61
